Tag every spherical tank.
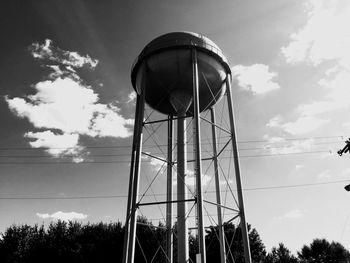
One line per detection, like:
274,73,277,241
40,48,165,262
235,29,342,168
131,32,231,116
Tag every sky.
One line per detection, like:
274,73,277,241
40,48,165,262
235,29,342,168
1,0,350,255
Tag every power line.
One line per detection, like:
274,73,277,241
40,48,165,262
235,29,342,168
0,179,348,200
0,135,343,151
236,135,343,144
0,140,341,158
0,148,334,159
0,150,333,164
240,150,331,158
243,179,350,191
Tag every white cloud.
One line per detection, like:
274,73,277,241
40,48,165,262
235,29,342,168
295,164,304,170
267,114,328,135
274,0,350,134
266,116,283,129
5,40,133,158
36,211,88,221
150,158,165,170
142,152,167,172
343,123,350,130
88,104,133,138
282,0,350,66
30,39,98,68
272,139,314,155
263,134,314,154
275,209,305,221
280,116,329,135
263,134,286,144
317,169,332,180
231,64,280,94
24,131,85,162
6,78,99,134
127,91,137,103
339,168,350,179
185,170,212,187
275,0,350,134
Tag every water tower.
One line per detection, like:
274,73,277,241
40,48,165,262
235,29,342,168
123,32,251,263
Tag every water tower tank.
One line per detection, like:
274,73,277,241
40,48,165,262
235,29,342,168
131,32,231,116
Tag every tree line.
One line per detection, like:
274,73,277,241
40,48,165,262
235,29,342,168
0,216,349,262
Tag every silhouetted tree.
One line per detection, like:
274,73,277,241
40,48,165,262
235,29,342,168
206,222,266,262
298,238,350,263
134,216,167,263
0,221,124,263
265,243,298,263
0,218,271,263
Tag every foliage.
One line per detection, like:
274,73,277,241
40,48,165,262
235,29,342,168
298,238,350,263
205,222,266,263
1,219,350,263
265,243,298,263
133,216,166,262
0,221,124,263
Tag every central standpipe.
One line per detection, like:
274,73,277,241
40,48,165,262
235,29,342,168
166,116,174,263
192,49,206,263
170,90,192,263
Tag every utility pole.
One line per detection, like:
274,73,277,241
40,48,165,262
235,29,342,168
338,138,350,192
338,138,350,156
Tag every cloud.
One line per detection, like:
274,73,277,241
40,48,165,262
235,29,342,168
5,39,133,159
295,164,304,170
273,0,350,135
142,152,167,172
127,91,137,103
343,123,350,130
263,134,314,154
275,209,305,221
30,39,98,68
339,168,350,179
24,131,85,162
185,170,212,187
317,169,332,180
231,64,280,94
282,0,350,66
276,116,329,135
36,211,88,221
263,134,286,144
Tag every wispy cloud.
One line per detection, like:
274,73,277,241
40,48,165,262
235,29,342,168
232,64,280,94
263,134,314,154
30,39,98,68
142,152,167,172
342,123,350,130
185,170,212,187
274,209,305,221
317,169,332,180
5,39,133,160
36,211,88,221
282,0,350,67
127,91,137,103
271,0,350,135
267,114,329,135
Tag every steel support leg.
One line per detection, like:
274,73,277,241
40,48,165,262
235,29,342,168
166,116,174,263
192,48,206,263
123,62,147,263
226,74,252,263
210,107,226,263
122,91,141,263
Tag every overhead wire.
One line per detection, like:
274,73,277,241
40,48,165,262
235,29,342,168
0,135,343,151
1,179,348,200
